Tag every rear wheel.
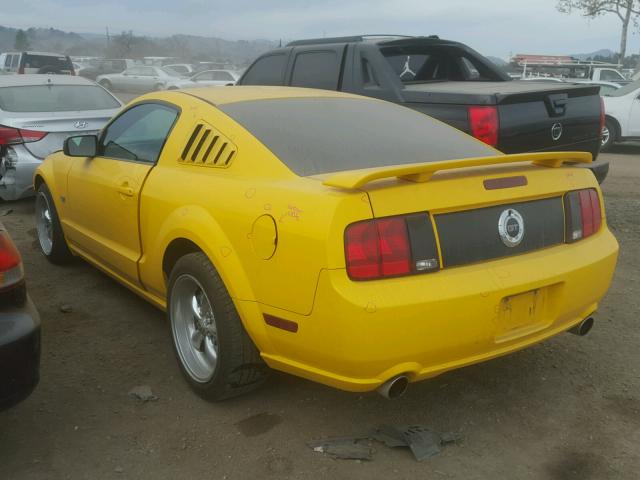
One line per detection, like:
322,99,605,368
168,252,268,401
35,183,73,264
600,118,616,152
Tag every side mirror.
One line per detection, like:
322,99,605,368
64,135,98,157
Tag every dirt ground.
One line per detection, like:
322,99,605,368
0,147,638,480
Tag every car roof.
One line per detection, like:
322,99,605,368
153,85,363,106
0,74,97,87
286,34,459,48
1,51,69,57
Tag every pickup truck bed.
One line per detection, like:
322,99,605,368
238,35,608,183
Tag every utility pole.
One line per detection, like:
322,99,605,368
106,26,111,49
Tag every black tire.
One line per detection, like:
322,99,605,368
600,117,616,153
98,79,112,90
35,183,73,264
167,252,268,401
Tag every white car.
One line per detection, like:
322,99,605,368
601,80,640,151
97,66,181,92
165,70,238,90
164,64,194,76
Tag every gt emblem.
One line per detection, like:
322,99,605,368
74,121,88,129
498,208,524,248
551,122,563,141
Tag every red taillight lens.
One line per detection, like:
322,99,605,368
345,221,381,279
0,125,47,145
599,97,605,137
468,106,499,147
377,217,411,276
564,188,602,242
345,217,414,280
0,230,24,289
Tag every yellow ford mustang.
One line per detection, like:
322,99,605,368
34,87,618,400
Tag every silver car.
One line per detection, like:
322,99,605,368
166,69,239,90
97,66,181,92
0,75,122,201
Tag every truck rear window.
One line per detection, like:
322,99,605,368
380,45,503,83
21,54,73,71
0,85,121,112
219,97,496,176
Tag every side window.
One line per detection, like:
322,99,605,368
600,70,623,81
140,67,156,77
4,55,11,68
212,71,234,81
100,103,178,164
195,71,213,81
290,51,341,90
241,54,286,85
11,55,19,68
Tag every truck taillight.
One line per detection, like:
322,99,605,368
599,97,605,137
345,214,439,280
0,125,47,145
0,229,24,290
564,189,602,243
468,106,499,147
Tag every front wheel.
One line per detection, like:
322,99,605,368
35,183,73,264
168,252,268,401
600,118,616,152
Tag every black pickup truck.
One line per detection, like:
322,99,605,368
238,35,608,183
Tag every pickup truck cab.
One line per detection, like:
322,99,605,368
238,35,608,183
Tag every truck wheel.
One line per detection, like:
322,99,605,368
35,183,73,264
600,118,616,152
168,252,268,401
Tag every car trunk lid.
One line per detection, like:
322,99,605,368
1,110,115,158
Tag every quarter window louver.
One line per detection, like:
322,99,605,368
179,122,237,168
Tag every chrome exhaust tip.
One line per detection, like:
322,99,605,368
377,375,409,399
569,316,594,336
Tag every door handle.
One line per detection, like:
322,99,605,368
118,185,134,197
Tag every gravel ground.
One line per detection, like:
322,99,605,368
0,148,638,480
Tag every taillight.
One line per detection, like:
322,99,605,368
0,229,24,290
345,214,439,280
564,188,602,242
599,97,605,137
468,106,499,147
0,125,47,145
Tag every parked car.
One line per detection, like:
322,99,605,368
0,221,40,411
0,75,122,201
166,69,239,90
0,51,74,75
165,64,195,76
238,35,609,183
34,86,618,401
601,79,640,151
97,66,181,92
77,59,136,81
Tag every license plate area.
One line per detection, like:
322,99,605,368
495,288,550,343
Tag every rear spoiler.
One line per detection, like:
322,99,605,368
321,151,592,189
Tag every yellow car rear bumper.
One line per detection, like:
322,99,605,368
249,228,618,392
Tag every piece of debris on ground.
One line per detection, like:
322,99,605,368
128,385,158,403
307,436,374,461
309,425,462,462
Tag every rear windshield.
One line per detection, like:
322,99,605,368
219,97,496,176
607,79,640,97
22,54,73,71
0,85,121,112
380,45,504,83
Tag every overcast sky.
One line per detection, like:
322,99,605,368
3,0,639,59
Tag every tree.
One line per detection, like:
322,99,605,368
558,1,640,61
14,29,30,51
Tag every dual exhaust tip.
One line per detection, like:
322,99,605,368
377,317,595,399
